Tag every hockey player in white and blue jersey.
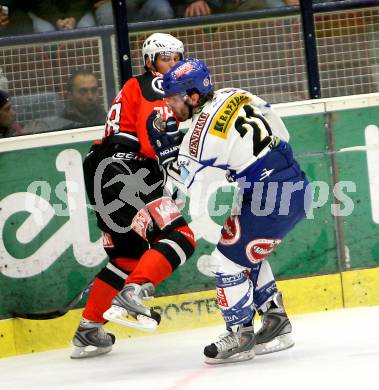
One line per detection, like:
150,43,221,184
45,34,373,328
146,58,310,364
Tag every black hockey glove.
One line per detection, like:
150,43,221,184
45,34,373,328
147,110,183,167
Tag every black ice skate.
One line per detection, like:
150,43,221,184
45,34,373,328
103,283,161,332
254,292,294,355
71,318,115,359
203,326,256,364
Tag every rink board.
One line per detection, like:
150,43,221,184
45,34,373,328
1,266,379,359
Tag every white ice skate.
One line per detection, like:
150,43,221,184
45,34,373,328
204,326,256,365
103,283,161,332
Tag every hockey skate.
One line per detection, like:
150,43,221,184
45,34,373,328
203,326,256,364
254,292,294,355
71,318,115,359
103,283,161,332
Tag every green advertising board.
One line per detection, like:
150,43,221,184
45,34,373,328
333,106,379,268
0,96,378,319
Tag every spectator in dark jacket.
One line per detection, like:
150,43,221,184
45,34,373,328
61,69,106,128
92,0,174,25
0,0,33,36
0,90,26,138
28,0,95,33
173,0,298,17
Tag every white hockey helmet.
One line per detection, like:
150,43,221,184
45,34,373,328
142,33,184,65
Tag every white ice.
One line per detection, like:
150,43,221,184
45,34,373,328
1,306,378,390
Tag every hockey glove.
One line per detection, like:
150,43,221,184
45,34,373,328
147,110,183,167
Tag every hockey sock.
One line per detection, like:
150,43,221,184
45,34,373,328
112,257,139,273
250,261,278,311
126,249,173,286
82,278,119,323
216,271,255,328
82,257,137,323
126,225,195,286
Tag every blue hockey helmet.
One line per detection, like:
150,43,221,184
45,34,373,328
162,58,213,97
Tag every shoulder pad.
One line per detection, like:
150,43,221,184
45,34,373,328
136,72,165,102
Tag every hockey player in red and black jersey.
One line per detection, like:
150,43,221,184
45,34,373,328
71,33,196,359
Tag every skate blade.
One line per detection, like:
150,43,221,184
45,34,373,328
204,350,255,365
254,334,295,355
70,345,112,359
103,305,158,332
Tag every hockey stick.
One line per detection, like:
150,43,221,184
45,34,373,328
12,282,93,320
295,144,379,158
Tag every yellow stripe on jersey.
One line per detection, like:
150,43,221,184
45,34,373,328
209,93,251,139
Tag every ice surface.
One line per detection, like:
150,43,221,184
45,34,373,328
1,306,378,390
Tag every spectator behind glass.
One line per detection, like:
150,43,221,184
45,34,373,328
232,0,299,11
28,0,95,33
173,0,299,17
0,67,8,91
0,90,26,138
92,0,174,26
0,1,33,36
61,69,106,128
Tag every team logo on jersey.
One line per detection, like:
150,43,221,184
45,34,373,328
189,112,209,157
219,215,241,245
152,76,164,95
209,93,251,139
245,238,281,263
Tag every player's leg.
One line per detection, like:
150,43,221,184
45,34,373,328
245,144,312,354
104,211,196,330
249,261,294,355
71,231,147,358
201,249,256,364
102,158,195,330
72,147,149,358
81,232,147,323
215,199,298,358
197,244,293,355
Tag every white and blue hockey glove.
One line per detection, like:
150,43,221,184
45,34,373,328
147,110,183,167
